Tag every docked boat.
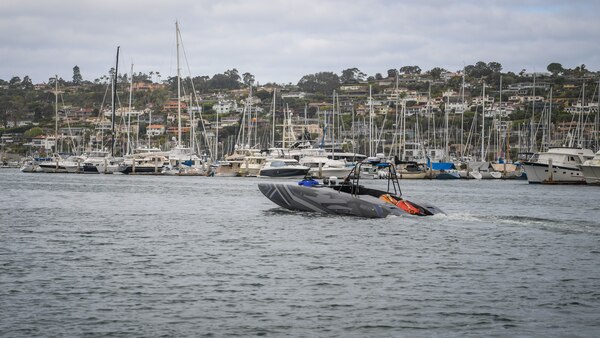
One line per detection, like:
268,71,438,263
37,154,83,173
299,156,352,179
394,161,429,179
80,150,112,174
258,158,310,178
490,162,525,179
117,154,169,175
580,150,600,185
458,161,501,179
428,161,460,180
214,160,243,177
216,149,266,177
258,159,444,218
522,147,595,184
20,156,53,173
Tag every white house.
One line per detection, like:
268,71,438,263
147,124,165,137
213,101,237,115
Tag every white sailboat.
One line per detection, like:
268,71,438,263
161,21,208,176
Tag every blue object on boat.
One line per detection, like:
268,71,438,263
298,178,319,187
430,162,455,171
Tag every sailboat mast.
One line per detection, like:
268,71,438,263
332,90,336,157
548,87,553,150
530,74,536,152
460,72,465,159
481,82,486,161
127,63,133,154
271,89,276,148
402,100,406,160
580,82,586,147
111,46,120,157
369,85,373,157
499,75,503,160
54,75,58,153
445,94,449,161
215,104,219,160
190,99,195,152
176,21,182,146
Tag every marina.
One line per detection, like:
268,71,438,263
2,1,600,336
1,168,599,336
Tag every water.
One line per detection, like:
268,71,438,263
1,169,599,337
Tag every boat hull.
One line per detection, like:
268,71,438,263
38,163,73,173
259,168,310,178
522,162,586,184
119,165,164,175
258,183,443,218
434,170,461,180
308,167,353,179
397,171,428,179
580,165,600,185
259,183,402,218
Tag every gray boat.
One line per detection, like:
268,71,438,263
258,159,444,218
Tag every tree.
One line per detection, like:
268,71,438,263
8,76,21,89
375,73,383,80
21,76,33,90
24,127,44,138
72,65,83,86
428,67,446,80
209,71,240,90
242,72,255,86
340,67,366,83
255,90,272,102
573,64,588,77
399,66,421,75
547,63,564,76
192,75,210,92
387,69,398,78
487,61,502,73
297,72,340,94
224,68,240,83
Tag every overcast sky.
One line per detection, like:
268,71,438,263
1,0,599,84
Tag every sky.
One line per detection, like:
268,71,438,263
1,0,599,85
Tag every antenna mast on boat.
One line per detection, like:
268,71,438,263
111,46,120,157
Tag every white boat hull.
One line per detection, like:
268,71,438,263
522,163,586,184
480,171,502,179
308,167,353,179
580,165,600,185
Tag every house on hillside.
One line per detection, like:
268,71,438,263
147,124,165,136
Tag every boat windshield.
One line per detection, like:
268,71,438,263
270,161,286,167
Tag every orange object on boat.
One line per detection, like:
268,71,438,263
379,194,398,205
395,200,422,215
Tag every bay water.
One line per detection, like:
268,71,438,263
1,169,599,337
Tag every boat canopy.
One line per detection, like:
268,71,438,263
430,162,455,171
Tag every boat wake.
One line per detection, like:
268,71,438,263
443,212,600,234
